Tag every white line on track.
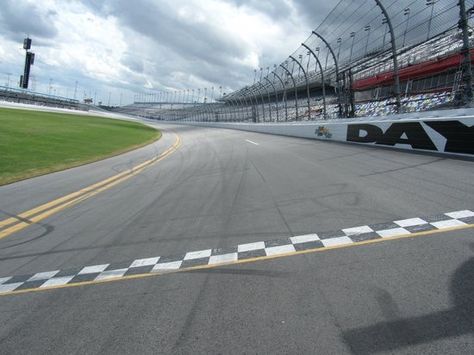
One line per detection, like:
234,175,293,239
245,139,259,146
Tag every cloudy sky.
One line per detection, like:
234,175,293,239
0,0,333,105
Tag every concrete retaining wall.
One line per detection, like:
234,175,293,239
164,109,474,157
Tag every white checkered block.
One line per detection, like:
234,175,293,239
40,276,75,288
0,277,12,285
78,264,109,275
208,253,238,265
290,234,320,244
445,210,474,219
28,271,60,282
431,219,466,229
321,236,353,247
184,249,212,260
130,257,160,268
95,269,128,281
152,261,182,272
0,283,23,293
376,228,410,238
342,226,373,236
238,241,266,252
265,244,296,256
394,218,427,227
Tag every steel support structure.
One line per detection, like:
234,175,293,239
374,0,401,113
289,55,311,120
262,77,276,121
280,64,299,120
458,0,473,105
312,31,343,117
254,83,266,122
272,71,288,121
264,76,279,121
244,87,258,122
302,43,327,119
245,86,260,122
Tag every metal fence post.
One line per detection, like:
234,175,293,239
374,0,401,113
302,43,327,119
458,0,473,105
290,55,311,120
311,31,342,118
273,71,287,121
280,64,299,120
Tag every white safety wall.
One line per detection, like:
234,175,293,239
166,112,474,158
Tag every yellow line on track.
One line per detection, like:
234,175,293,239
1,223,472,297
0,134,182,240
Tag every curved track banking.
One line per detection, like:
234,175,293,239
0,120,473,353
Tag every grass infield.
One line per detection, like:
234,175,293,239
0,108,161,185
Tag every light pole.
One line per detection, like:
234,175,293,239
235,94,246,121
336,37,342,62
402,8,411,48
244,86,260,122
264,76,279,122
375,0,401,113
290,55,311,120
297,55,303,77
244,87,258,122
364,25,371,56
458,0,473,105
306,51,311,73
426,0,437,41
273,70,288,121
254,82,266,122
6,73,11,88
382,18,388,49
280,63,298,120
302,43,327,119
349,32,356,64
262,78,275,121
310,30,343,117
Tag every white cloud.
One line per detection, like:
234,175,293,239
0,0,326,105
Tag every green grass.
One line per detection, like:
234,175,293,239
0,108,161,185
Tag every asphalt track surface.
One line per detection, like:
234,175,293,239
0,121,473,354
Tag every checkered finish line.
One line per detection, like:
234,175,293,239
1,209,473,295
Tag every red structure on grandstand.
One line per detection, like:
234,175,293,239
353,49,474,92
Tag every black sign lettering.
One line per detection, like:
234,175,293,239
376,122,437,150
424,121,474,155
346,124,382,143
346,121,473,155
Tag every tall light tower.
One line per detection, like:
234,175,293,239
20,37,35,89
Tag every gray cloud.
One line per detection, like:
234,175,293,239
223,0,294,20
1,0,339,104
106,0,248,66
0,1,58,41
121,54,145,74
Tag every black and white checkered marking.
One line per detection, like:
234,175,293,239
1,209,473,295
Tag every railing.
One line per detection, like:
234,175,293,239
123,0,474,122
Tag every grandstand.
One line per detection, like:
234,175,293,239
0,86,80,110
113,0,474,123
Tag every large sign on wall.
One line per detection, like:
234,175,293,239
345,120,473,155
168,116,474,157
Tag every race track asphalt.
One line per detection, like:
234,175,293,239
0,121,473,354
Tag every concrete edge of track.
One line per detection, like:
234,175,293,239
160,108,474,158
